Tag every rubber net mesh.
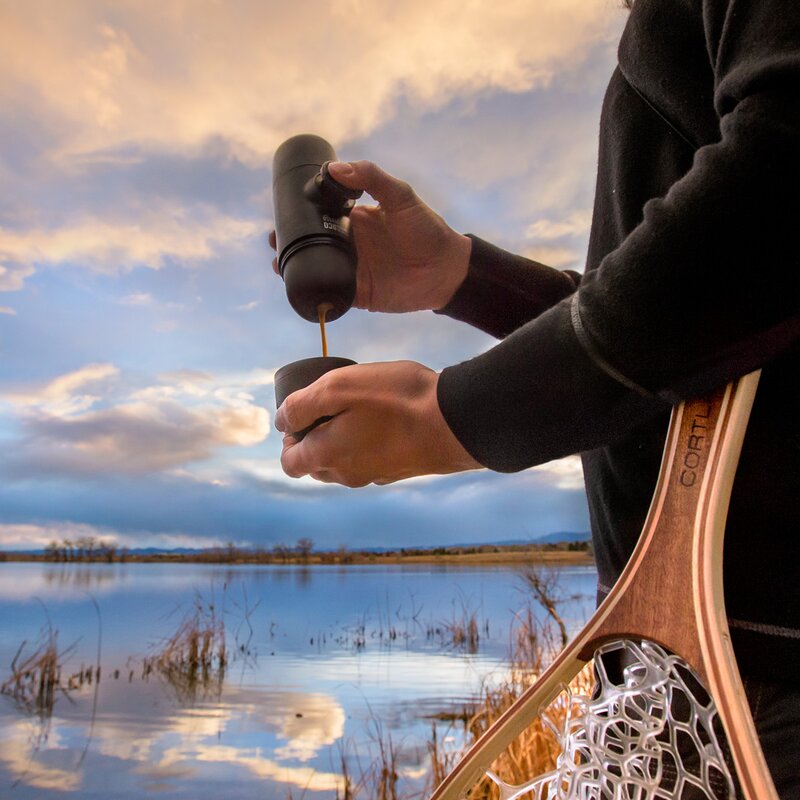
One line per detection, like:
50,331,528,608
485,639,735,800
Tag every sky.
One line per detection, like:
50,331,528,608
0,0,628,552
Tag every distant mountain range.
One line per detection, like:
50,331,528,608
523,531,591,544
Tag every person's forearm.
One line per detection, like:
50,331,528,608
436,235,581,339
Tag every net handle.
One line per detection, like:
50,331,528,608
430,372,778,800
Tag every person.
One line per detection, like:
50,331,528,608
271,0,800,794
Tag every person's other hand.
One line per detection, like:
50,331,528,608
274,361,482,487
269,161,471,313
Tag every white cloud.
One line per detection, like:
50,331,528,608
0,521,115,551
0,207,260,291
525,211,592,241
0,305,17,315
2,362,119,418
0,262,34,292
1,363,273,476
0,521,237,554
0,1,619,168
533,455,584,490
521,246,582,270
120,291,154,306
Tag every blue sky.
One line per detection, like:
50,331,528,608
0,1,626,552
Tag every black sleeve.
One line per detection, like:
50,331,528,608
435,235,581,339
437,0,800,472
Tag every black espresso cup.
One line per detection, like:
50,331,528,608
274,356,356,441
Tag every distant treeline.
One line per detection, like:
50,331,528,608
0,536,592,565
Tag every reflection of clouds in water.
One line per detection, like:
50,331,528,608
112,690,345,790
0,684,346,794
91,720,158,763
0,719,82,791
162,744,343,793
271,693,346,762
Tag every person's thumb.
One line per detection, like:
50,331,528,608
328,160,416,211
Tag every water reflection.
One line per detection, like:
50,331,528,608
42,565,120,590
0,720,83,792
1,680,352,795
0,561,597,797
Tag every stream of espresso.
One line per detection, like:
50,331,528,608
317,303,333,357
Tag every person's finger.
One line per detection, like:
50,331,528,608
273,256,279,275
280,440,308,479
268,230,276,250
275,372,346,435
311,470,335,483
280,422,335,480
328,160,417,212
275,390,316,435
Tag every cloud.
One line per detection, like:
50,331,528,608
0,521,237,554
0,305,16,315
20,401,268,474
120,291,154,306
2,362,120,417
521,246,581,270
533,455,585,490
0,521,115,551
0,261,34,292
1,363,272,477
0,1,619,168
525,211,592,241
0,2,610,551
0,206,260,292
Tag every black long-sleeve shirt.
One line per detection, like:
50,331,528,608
436,0,800,682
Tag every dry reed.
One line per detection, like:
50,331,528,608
319,568,593,800
0,626,64,720
425,570,595,799
143,593,227,703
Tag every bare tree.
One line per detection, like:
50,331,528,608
296,537,314,562
272,543,290,563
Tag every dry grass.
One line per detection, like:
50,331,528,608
0,626,65,720
315,567,593,800
438,611,482,654
457,622,594,797
143,594,227,703
328,570,593,800
425,571,595,799
0,618,103,763
427,599,489,655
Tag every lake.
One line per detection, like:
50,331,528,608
0,561,597,799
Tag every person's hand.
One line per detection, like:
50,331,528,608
269,161,472,313
274,361,482,487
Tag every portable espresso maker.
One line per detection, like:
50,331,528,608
272,134,360,439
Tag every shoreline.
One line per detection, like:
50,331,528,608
0,546,594,568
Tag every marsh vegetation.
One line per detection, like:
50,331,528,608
0,561,596,798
